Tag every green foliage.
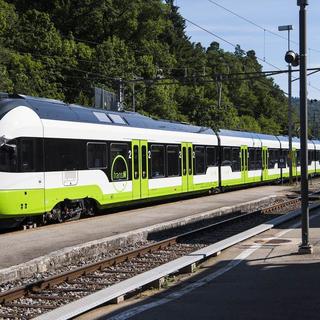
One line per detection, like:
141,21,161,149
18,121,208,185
1,0,291,136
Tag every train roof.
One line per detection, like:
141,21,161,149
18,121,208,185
0,95,215,136
218,129,279,141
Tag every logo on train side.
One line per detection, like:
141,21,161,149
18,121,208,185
111,155,129,192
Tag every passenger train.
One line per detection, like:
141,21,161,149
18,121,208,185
0,94,319,225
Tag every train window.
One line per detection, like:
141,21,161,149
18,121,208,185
0,140,17,172
232,148,240,172
221,147,232,166
133,145,139,179
45,139,86,171
281,149,289,166
142,146,147,179
248,148,255,170
167,145,180,177
188,147,192,175
268,149,279,169
19,138,43,172
296,150,301,166
255,149,262,169
206,147,217,166
87,143,107,169
110,143,129,181
194,146,205,175
151,145,165,178
308,150,314,165
182,146,187,175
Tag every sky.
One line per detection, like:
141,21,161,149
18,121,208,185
177,0,320,99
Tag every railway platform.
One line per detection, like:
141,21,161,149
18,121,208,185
101,205,320,320
0,184,294,282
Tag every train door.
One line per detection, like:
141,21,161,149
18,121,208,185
187,143,194,191
240,146,248,183
181,142,194,192
292,148,297,176
181,143,188,192
262,147,268,180
132,140,149,200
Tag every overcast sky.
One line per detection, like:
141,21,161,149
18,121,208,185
177,0,320,99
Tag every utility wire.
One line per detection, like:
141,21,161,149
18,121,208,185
185,16,320,93
207,0,320,54
184,17,281,71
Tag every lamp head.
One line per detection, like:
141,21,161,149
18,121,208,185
285,50,299,66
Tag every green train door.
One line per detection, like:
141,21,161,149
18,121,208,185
181,142,194,192
262,147,268,180
240,146,248,183
132,140,149,200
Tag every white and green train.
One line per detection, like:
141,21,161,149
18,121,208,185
0,94,319,225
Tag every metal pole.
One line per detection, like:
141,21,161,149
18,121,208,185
217,75,222,108
288,29,293,185
117,78,123,111
132,82,136,112
297,0,312,254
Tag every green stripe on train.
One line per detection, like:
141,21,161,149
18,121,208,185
0,181,218,218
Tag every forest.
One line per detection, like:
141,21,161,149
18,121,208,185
0,0,292,134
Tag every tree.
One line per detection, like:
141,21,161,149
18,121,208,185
1,0,290,136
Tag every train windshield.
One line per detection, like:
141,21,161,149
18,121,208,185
0,141,17,172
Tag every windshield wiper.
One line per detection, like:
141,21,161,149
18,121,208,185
0,135,16,149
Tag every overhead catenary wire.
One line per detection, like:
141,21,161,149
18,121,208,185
184,16,320,93
184,17,282,71
9,44,320,96
206,0,320,55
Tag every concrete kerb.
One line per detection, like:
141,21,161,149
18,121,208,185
0,195,278,284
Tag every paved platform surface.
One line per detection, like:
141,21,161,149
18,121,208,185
99,206,320,320
0,185,292,269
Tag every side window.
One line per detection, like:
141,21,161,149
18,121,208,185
0,139,17,172
308,150,313,165
296,150,301,166
248,148,255,170
133,145,139,179
268,149,275,169
206,147,217,167
142,145,147,179
256,149,262,169
45,139,85,171
195,146,205,174
18,138,43,172
182,146,187,175
20,138,35,172
87,143,107,169
232,148,240,172
283,149,289,166
167,145,180,177
151,145,165,178
222,147,232,166
188,146,193,175
275,149,280,166
271,149,279,168
110,143,129,181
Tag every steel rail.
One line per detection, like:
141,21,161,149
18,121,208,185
0,197,301,306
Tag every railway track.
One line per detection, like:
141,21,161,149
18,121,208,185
0,197,305,320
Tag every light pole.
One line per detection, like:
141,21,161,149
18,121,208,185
278,25,294,185
297,0,312,254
